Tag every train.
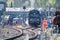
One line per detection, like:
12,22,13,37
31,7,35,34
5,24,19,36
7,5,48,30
53,10,60,33
28,9,41,27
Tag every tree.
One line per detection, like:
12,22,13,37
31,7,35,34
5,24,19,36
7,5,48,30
6,0,14,7
55,0,60,8
35,0,48,7
49,0,56,7
23,1,30,7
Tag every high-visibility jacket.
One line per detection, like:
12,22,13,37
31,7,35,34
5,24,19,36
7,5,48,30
42,19,47,29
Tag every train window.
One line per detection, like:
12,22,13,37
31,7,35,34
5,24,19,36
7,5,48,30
29,14,40,17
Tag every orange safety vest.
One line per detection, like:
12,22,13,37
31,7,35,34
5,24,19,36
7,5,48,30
42,19,47,30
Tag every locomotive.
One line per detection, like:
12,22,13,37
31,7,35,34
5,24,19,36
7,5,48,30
28,9,41,27
53,10,60,33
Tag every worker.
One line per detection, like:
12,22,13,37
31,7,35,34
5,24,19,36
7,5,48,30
42,18,47,30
